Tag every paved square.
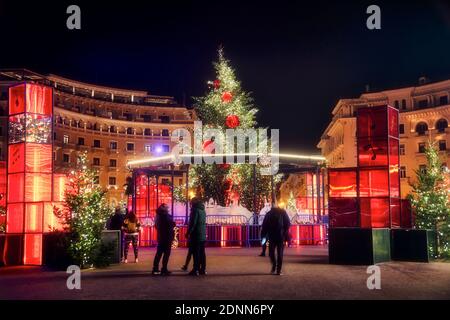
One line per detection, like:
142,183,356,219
1,246,449,299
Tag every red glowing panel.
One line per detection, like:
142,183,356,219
6,203,24,233
357,106,388,138
359,169,389,197
44,202,63,232
390,198,401,228
25,173,52,202
221,226,242,247
360,197,390,228
139,226,158,247
389,137,399,165
0,161,7,207
26,144,52,173
26,84,53,116
9,84,26,115
8,143,25,173
328,197,359,228
328,169,357,197
389,168,400,198
136,198,147,217
358,138,388,167
388,107,399,137
24,234,42,265
53,174,67,202
7,173,24,203
25,203,44,233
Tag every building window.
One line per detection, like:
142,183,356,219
142,115,152,123
418,142,426,153
94,176,100,185
159,115,170,123
415,122,428,135
439,95,448,106
127,143,135,151
400,166,406,178
93,139,101,148
144,144,152,153
419,165,427,174
126,127,133,135
0,126,3,136
109,159,117,167
109,177,117,186
110,141,117,150
162,129,170,136
144,128,152,136
93,157,100,166
123,113,133,121
401,99,407,110
78,137,85,145
394,100,399,109
399,144,405,155
63,154,70,163
162,145,170,153
439,140,447,151
399,124,405,134
417,99,428,109
109,125,116,133
436,118,448,133
63,135,69,144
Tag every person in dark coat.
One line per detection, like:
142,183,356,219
261,206,291,275
109,206,125,259
187,197,207,276
152,204,175,275
110,206,125,230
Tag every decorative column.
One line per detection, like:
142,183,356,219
6,83,53,265
328,105,400,264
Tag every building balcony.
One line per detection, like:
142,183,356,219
55,141,76,150
108,148,119,155
76,144,90,151
91,146,105,152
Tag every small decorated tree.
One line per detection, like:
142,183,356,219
55,152,112,268
286,191,298,214
408,142,450,258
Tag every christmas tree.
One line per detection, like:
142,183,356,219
191,48,275,212
408,142,450,258
55,152,112,267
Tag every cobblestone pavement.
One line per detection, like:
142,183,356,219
1,246,449,300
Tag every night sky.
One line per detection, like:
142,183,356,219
1,0,450,153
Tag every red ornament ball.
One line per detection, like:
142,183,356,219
202,139,215,154
219,163,231,170
213,79,221,89
221,91,233,103
225,114,240,128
